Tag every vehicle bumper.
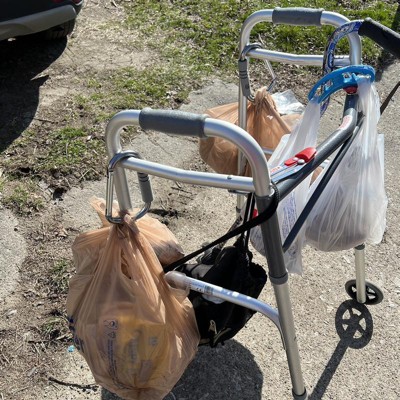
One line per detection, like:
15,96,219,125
0,5,78,41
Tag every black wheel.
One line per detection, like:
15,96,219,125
345,279,383,305
43,19,76,40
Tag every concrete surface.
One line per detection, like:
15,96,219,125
0,209,26,299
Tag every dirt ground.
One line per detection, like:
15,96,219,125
1,2,400,400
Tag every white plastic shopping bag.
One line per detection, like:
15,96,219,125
250,98,321,274
305,77,387,251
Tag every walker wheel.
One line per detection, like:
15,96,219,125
345,279,383,305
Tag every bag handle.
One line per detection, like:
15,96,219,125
164,187,279,272
234,193,256,252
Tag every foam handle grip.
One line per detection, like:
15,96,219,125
139,108,207,138
272,7,324,26
359,18,400,59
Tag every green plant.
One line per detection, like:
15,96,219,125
40,313,70,341
1,180,44,215
40,127,94,169
122,0,398,74
49,259,71,295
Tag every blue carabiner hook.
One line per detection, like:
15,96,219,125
308,65,375,104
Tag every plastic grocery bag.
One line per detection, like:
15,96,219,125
90,197,184,266
250,97,321,274
199,87,301,176
67,212,200,400
272,89,306,115
305,77,387,251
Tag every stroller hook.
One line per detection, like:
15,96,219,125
106,151,152,224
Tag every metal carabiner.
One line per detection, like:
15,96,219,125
106,151,152,224
239,42,276,101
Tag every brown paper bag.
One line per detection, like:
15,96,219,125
67,213,200,400
199,87,301,176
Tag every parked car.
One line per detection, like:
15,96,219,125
0,0,83,41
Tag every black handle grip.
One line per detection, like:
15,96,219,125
359,18,400,58
137,172,153,204
272,7,324,26
139,108,207,138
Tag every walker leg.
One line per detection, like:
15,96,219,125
236,193,245,217
255,205,307,398
344,244,384,305
274,281,308,399
354,244,367,303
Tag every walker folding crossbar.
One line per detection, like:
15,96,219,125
103,8,400,400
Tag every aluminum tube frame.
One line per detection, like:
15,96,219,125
246,48,351,67
255,196,306,398
354,244,367,303
237,8,361,161
236,8,361,222
238,9,361,64
120,157,255,193
204,119,273,197
234,9,363,398
105,110,141,211
165,271,282,339
274,282,307,398
105,110,274,210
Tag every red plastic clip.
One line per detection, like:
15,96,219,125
295,147,316,162
284,147,316,166
284,157,298,167
344,86,358,94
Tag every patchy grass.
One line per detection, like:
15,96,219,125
36,127,103,175
49,259,72,295
1,179,44,215
123,0,399,72
40,312,70,341
38,260,73,342
77,0,399,119
3,126,106,190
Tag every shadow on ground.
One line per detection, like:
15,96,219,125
100,301,374,400
309,300,373,400
0,37,67,152
102,340,263,400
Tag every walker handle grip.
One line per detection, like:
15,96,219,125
272,7,324,26
139,108,207,138
359,18,400,59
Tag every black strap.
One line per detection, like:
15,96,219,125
380,80,400,115
164,187,279,272
232,193,255,254
242,194,256,250
238,193,253,242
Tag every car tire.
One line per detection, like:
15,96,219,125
43,19,76,40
